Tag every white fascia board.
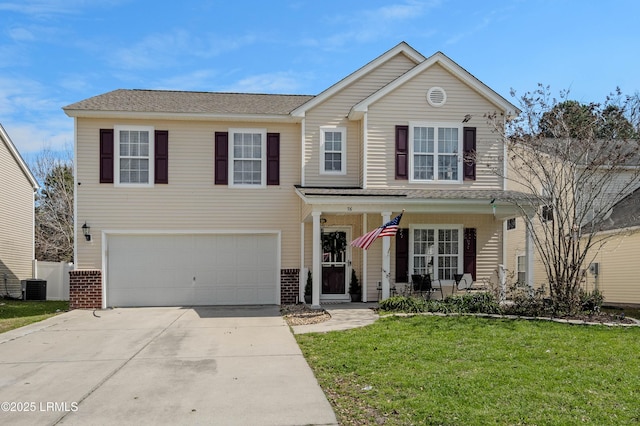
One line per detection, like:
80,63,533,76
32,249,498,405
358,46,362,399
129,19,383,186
348,52,520,120
291,42,425,118
62,109,302,123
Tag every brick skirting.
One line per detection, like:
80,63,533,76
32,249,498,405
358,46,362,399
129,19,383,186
280,269,300,305
69,269,102,309
69,268,298,308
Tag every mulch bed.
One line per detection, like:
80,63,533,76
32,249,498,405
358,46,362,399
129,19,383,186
280,304,331,326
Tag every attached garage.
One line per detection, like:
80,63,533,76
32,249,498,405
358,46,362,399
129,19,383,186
105,233,279,307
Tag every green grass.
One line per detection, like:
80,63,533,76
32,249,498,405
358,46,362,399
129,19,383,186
0,299,69,334
296,315,640,425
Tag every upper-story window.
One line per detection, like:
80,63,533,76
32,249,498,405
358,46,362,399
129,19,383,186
320,127,346,175
115,125,154,187
229,128,266,187
409,122,462,183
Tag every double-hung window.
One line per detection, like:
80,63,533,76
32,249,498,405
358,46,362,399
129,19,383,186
115,125,154,187
410,225,462,280
410,123,462,183
320,127,346,174
229,128,266,187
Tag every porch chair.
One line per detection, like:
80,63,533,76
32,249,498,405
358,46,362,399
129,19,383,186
453,273,475,293
411,274,443,300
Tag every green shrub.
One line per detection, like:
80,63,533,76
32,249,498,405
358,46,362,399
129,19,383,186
580,289,604,313
379,296,427,313
444,292,502,314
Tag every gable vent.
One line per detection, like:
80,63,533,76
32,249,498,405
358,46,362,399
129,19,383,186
427,86,447,107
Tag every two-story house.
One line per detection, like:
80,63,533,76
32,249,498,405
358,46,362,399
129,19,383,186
63,42,525,309
0,123,38,298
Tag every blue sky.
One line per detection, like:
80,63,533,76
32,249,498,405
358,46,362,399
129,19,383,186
1,0,639,156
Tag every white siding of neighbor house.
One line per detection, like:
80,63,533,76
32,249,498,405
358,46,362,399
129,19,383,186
0,137,34,295
366,63,504,190
304,53,418,187
75,118,303,271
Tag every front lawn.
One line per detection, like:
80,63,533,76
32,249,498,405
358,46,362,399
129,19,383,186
0,299,69,334
296,315,640,425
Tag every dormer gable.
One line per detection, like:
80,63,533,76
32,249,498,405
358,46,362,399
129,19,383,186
348,51,520,120
290,41,425,118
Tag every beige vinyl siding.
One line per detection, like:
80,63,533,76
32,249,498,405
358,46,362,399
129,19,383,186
366,63,504,190
0,138,34,294
76,118,302,270
584,231,640,305
304,53,417,187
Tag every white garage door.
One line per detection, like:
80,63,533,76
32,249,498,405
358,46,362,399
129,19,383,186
106,234,278,307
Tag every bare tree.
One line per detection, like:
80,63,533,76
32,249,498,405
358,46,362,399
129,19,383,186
487,85,640,314
31,148,74,262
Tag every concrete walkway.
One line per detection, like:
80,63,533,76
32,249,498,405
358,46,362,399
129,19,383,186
0,306,338,426
291,303,380,334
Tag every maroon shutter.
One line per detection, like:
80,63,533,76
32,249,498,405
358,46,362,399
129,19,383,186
395,125,408,180
464,228,477,280
266,133,280,185
214,132,228,185
463,127,476,181
99,129,114,183
395,228,409,283
154,130,169,184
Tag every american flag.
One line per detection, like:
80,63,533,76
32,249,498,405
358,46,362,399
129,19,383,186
350,211,404,250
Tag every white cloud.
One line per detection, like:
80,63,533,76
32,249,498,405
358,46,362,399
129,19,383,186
0,0,123,18
305,0,441,50
2,117,72,155
152,70,222,91
223,71,311,94
110,31,259,71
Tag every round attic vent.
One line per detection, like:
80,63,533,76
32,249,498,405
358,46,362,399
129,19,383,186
427,86,447,107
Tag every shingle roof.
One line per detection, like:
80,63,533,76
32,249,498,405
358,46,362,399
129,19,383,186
593,187,640,231
295,186,533,202
63,89,315,116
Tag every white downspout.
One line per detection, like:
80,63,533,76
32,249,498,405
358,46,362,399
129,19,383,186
301,117,306,187
362,111,368,189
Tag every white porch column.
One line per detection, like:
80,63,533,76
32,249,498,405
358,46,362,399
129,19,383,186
525,218,535,292
361,214,368,302
311,211,322,309
299,222,305,303
381,211,391,300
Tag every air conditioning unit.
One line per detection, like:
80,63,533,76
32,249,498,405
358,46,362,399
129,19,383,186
588,263,599,275
21,279,47,301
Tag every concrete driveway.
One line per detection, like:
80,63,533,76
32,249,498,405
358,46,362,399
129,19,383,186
0,306,337,426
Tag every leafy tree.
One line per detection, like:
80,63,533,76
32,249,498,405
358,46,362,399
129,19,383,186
31,148,74,262
487,85,640,315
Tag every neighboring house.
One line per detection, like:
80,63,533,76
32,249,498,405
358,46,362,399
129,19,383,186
504,140,640,305
0,123,39,298
582,187,640,306
63,42,525,309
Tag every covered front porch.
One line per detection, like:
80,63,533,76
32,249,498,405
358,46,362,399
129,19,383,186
295,187,533,307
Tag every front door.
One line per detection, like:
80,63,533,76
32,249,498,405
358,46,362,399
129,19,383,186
321,228,350,300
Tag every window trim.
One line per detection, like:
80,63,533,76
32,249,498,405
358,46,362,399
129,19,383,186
320,126,347,175
408,122,463,184
516,253,527,284
228,128,267,188
408,224,464,281
114,125,155,187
